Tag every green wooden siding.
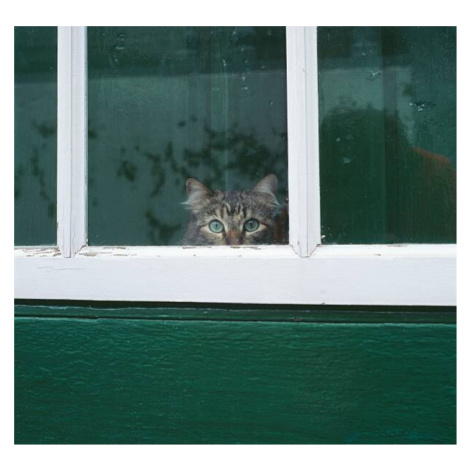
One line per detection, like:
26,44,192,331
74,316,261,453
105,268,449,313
15,304,456,444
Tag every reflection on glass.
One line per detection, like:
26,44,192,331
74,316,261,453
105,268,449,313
318,27,456,244
14,27,57,245
88,27,288,245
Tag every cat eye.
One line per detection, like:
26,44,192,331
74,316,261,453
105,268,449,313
208,220,224,233
243,218,260,232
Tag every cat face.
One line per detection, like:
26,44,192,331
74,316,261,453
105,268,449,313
183,174,281,245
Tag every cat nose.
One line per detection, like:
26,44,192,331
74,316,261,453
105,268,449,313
225,230,242,245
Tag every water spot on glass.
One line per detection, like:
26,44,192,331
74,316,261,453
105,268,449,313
361,51,367,56
241,73,246,82
336,137,341,142
366,70,382,81
409,101,432,112
212,86,220,92
222,59,227,67
269,101,274,106
114,33,126,51
342,157,352,164
241,86,249,91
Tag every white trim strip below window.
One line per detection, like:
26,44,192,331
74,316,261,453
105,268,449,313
15,245,456,305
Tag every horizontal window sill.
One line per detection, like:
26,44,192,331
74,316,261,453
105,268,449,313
15,244,456,306
14,243,456,259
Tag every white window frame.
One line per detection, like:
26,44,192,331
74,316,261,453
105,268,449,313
14,26,456,306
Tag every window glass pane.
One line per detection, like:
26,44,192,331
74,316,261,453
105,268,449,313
88,27,288,246
318,27,456,244
14,27,57,245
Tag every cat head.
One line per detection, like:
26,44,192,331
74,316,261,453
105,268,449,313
183,174,281,245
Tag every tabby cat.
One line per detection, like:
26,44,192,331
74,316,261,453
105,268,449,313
183,174,287,245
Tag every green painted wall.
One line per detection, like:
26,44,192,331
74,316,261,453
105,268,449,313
15,303,456,444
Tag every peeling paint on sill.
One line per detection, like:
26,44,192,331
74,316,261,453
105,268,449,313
20,247,61,258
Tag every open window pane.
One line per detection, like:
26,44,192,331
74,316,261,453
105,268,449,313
88,27,288,246
14,27,57,246
318,27,456,244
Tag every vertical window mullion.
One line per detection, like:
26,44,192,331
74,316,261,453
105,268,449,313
287,27,319,257
57,26,87,258
305,26,321,254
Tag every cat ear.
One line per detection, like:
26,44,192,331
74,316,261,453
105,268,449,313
186,178,212,197
252,174,280,207
184,178,212,211
252,174,278,197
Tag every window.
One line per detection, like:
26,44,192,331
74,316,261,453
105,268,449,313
318,27,456,245
87,27,288,246
14,26,456,306
14,27,57,246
